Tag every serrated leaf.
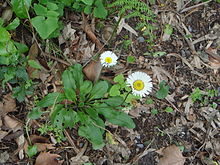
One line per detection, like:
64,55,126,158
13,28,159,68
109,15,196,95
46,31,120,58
37,92,65,108
28,60,42,69
127,56,136,63
5,17,20,30
156,80,169,99
28,107,43,119
89,81,108,100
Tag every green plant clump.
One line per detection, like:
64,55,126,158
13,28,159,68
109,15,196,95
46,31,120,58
31,64,135,149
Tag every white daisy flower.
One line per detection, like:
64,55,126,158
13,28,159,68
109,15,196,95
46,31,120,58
100,51,118,67
126,71,153,97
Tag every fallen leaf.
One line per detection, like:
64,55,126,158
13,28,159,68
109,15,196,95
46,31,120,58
15,134,26,160
0,93,16,116
35,152,64,165
3,115,22,132
83,60,103,82
0,130,8,142
157,145,186,165
35,143,56,152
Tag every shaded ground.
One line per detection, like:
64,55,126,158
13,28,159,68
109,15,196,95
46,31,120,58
0,1,220,165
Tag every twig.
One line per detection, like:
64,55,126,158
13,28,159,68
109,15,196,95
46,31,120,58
180,0,212,13
64,129,79,153
42,52,71,66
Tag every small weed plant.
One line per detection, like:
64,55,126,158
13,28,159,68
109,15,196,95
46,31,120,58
30,64,135,149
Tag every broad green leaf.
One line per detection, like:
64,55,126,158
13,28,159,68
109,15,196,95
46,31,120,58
109,84,120,96
37,92,65,108
5,18,20,30
82,0,94,5
64,88,76,101
11,0,32,18
104,96,124,107
0,27,10,42
28,107,43,119
93,0,107,19
127,56,136,63
152,51,166,57
164,24,173,35
156,80,169,99
27,145,38,158
113,74,124,84
89,81,108,100
80,80,93,95
84,6,92,14
78,124,104,149
33,4,48,16
62,70,76,90
50,104,79,129
47,2,58,10
28,60,42,69
31,16,59,39
97,104,135,129
165,107,173,113
70,64,83,88
14,42,28,53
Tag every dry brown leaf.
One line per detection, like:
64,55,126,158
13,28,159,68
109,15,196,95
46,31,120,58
35,152,64,165
83,60,102,82
2,93,16,114
157,145,186,165
3,115,22,132
0,130,8,142
35,143,56,152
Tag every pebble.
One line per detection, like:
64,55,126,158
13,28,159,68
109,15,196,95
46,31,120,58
137,37,145,43
136,143,144,148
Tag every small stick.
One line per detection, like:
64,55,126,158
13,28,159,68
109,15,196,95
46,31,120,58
180,0,212,13
42,52,71,66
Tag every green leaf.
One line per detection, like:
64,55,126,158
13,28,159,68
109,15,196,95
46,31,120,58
64,88,76,101
33,3,48,16
27,145,38,158
37,92,65,108
164,24,173,35
31,16,59,39
28,107,43,119
11,0,32,18
165,107,173,113
151,108,158,115
62,70,76,90
70,64,83,88
156,80,169,99
84,5,92,14
97,104,135,129
104,96,124,107
50,105,79,129
113,74,124,84
47,2,58,10
109,84,120,96
0,27,10,42
89,81,108,99
14,42,28,53
80,80,93,95
28,60,42,69
152,51,166,57
5,18,20,30
127,56,136,63
93,0,107,19
82,0,94,5
145,98,154,104
78,123,104,149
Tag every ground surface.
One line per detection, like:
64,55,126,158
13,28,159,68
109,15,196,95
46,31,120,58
0,0,220,165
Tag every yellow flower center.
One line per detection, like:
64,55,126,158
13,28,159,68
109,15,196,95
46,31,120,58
133,80,144,91
105,57,113,64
